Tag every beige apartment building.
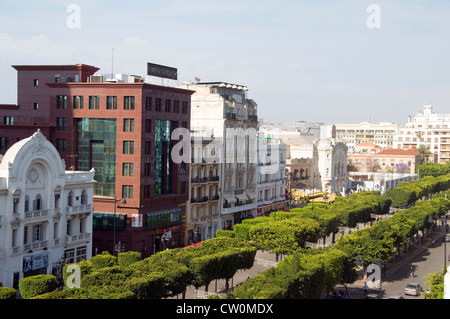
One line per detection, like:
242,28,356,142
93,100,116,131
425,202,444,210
394,105,450,164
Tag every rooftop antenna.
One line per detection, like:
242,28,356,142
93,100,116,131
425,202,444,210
111,48,114,80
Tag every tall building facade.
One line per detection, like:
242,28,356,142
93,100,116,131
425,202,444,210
335,122,400,150
0,130,95,288
394,105,450,164
0,64,194,258
180,82,258,230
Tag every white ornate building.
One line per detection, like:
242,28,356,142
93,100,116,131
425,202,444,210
0,131,95,288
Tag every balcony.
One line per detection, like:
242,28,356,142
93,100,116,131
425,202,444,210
66,204,92,216
65,232,91,245
191,196,209,204
23,240,49,252
191,177,208,184
24,209,49,220
208,176,220,182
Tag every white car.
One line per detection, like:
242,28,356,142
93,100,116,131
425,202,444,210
404,283,423,296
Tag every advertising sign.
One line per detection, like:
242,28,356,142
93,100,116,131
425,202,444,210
147,63,178,80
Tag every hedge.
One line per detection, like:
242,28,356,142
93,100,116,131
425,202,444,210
0,287,16,299
19,274,57,299
118,251,141,268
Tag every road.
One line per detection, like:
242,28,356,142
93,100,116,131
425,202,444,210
382,229,449,299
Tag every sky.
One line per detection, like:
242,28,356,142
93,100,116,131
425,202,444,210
0,0,449,125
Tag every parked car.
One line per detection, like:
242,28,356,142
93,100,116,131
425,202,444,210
404,283,423,296
445,233,450,242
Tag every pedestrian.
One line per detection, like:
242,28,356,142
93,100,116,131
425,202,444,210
344,284,350,299
363,282,368,297
410,266,414,278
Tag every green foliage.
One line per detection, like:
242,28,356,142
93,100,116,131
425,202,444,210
417,162,450,178
0,287,16,299
422,266,446,299
19,275,57,299
216,229,235,238
118,251,141,268
125,273,165,299
89,251,118,270
249,217,321,255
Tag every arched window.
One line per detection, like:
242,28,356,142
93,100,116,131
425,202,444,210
81,190,87,205
34,194,42,211
68,191,73,207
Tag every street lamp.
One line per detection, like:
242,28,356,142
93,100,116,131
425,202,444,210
113,196,126,255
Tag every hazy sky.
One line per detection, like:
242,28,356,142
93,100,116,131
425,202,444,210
1,0,449,125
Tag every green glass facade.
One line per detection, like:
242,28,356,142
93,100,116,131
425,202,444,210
76,118,117,196
154,120,173,196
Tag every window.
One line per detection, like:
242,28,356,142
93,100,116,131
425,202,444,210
24,226,28,244
25,196,29,212
68,191,73,207
56,117,67,131
145,97,152,111
89,96,100,109
155,98,162,111
57,95,67,109
33,224,41,242
124,96,135,110
4,116,13,125
123,118,135,132
123,140,134,154
81,190,88,205
34,194,42,211
144,141,151,155
122,185,133,199
122,163,134,176
33,103,39,110
56,139,67,152
174,100,180,113
182,101,188,114
67,220,72,236
106,96,117,110
145,119,152,133
0,137,8,150
33,79,39,86
144,185,151,199
73,96,84,109
144,162,151,176
165,99,171,112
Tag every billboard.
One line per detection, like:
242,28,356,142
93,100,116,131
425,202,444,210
147,63,178,80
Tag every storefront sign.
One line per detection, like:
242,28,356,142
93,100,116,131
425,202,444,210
23,253,49,272
131,214,143,227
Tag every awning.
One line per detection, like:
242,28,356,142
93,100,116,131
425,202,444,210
223,194,236,203
246,192,257,199
236,193,247,201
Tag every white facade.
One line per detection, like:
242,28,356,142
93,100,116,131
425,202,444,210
256,138,287,215
187,137,221,243
335,122,400,150
394,105,450,164
179,82,258,229
0,131,95,288
315,138,349,194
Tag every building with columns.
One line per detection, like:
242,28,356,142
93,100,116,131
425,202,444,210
0,130,95,288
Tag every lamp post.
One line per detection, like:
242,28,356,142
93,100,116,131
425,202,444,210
113,196,126,255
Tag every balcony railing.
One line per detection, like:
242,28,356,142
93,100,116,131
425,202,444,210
66,204,92,216
65,232,91,245
25,210,49,220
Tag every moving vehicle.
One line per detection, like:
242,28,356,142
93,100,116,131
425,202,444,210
404,283,423,296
